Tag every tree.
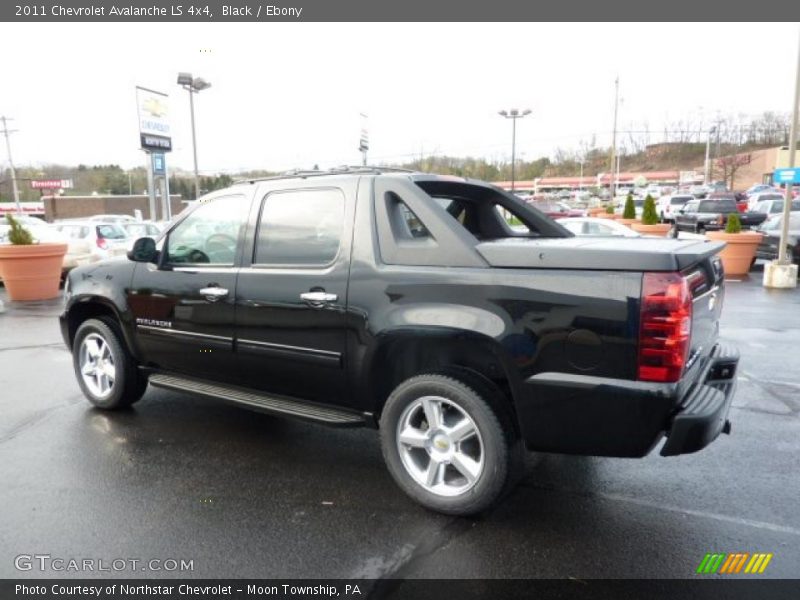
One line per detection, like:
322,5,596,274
623,193,636,219
641,195,659,225
714,153,752,190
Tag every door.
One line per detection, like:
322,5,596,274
128,193,251,384
234,180,355,406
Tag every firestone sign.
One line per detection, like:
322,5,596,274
31,179,73,189
136,86,172,152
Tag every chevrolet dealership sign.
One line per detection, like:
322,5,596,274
136,86,172,152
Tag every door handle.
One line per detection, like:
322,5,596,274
300,291,338,306
199,286,229,302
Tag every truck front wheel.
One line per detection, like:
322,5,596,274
379,372,519,515
72,318,148,410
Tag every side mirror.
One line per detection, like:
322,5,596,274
127,237,158,263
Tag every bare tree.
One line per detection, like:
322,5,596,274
714,153,752,189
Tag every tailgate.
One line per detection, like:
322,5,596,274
682,253,725,383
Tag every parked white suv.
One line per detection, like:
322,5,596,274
657,194,694,223
54,221,130,270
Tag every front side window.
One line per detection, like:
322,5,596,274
164,195,249,266
254,188,345,265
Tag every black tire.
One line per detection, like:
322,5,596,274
696,223,705,234
72,318,147,410
379,371,521,516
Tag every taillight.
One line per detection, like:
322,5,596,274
638,272,692,383
96,237,107,249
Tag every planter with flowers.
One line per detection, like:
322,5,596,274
0,215,67,301
587,205,607,217
705,213,763,278
597,204,618,219
631,195,672,236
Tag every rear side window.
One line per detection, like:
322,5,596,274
255,188,345,266
396,198,432,239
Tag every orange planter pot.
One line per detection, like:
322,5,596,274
588,208,607,217
0,243,68,301
597,213,618,219
618,218,638,226
705,231,763,278
630,223,673,236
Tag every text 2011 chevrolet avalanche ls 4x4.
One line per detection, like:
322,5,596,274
60,168,739,515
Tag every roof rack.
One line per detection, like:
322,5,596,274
233,165,416,185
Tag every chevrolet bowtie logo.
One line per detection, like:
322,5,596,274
697,552,773,575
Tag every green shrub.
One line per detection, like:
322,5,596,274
641,195,659,225
605,204,615,214
725,213,742,234
6,214,34,245
623,193,636,219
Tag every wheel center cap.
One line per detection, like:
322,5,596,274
432,433,450,451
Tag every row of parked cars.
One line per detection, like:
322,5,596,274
0,214,166,276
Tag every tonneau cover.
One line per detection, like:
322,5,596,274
475,237,725,271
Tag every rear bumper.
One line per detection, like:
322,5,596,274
660,343,738,456
518,342,739,458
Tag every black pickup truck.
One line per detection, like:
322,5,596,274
674,197,767,233
60,168,739,515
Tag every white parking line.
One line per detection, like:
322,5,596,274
590,491,800,537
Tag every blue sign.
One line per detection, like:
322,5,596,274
774,168,800,184
152,152,166,176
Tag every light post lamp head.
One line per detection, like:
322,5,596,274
177,72,193,86
192,78,211,92
498,110,508,117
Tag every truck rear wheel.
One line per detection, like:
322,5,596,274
379,372,519,515
73,318,148,410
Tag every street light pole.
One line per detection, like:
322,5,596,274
178,72,211,200
704,126,716,185
609,76,619,195
778,33,800,266
498,108,532,193
1,116,21,214
188,87,200,200
764,28,800,289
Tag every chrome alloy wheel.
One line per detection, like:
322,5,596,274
79,333,116,399
396,395,484,497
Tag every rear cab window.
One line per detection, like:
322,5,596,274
699,200,737,213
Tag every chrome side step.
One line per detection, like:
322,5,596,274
148,373,365,427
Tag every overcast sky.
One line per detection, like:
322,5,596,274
0,22,798,175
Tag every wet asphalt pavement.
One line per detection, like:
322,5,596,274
1,268,799,581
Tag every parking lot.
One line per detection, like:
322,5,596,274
1,269,799,580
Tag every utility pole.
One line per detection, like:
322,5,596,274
609,76,619,196
1,116,21,214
